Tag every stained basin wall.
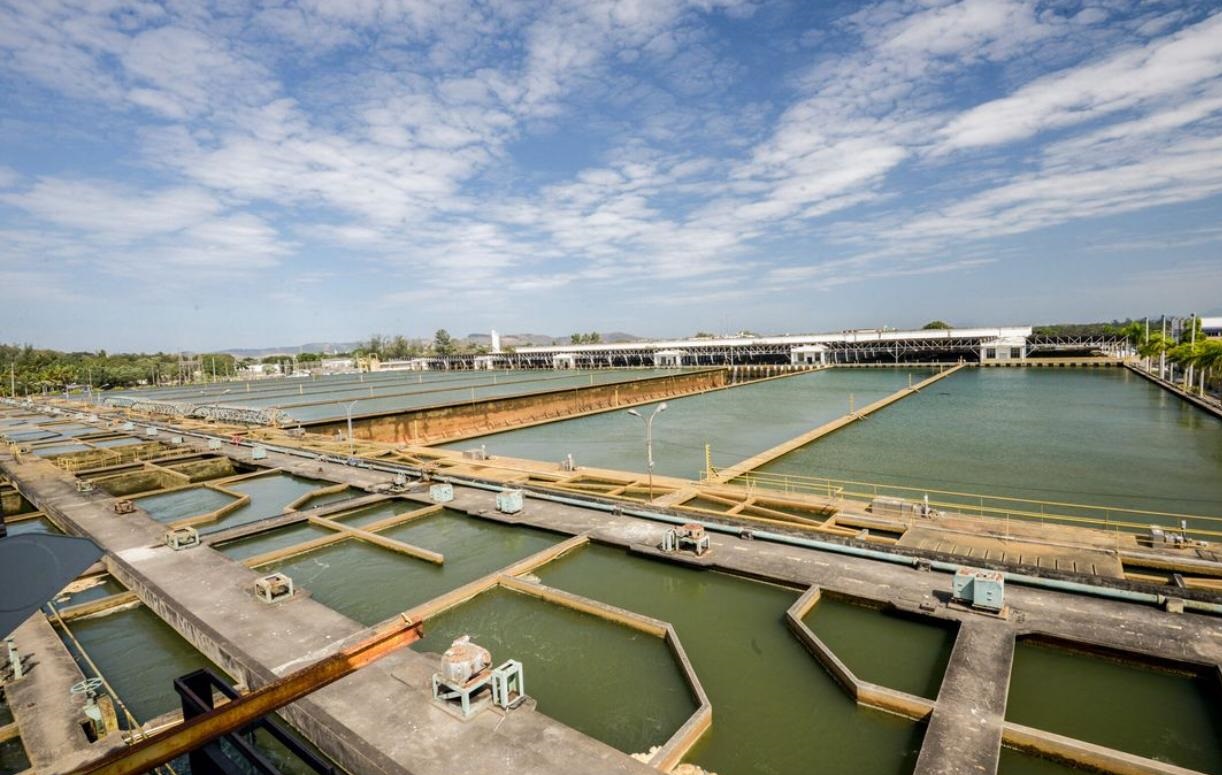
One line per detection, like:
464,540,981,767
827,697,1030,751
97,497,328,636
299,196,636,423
303,369,727,445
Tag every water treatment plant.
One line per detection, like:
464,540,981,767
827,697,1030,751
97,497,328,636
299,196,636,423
2,325,1221,775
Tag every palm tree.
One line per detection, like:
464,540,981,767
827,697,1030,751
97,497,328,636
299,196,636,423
1137,331,1171,372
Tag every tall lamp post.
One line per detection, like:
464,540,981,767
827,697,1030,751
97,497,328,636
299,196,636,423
627,403,667,499
344,400,358,457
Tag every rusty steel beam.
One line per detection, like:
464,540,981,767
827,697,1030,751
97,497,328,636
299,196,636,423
71,619,423,775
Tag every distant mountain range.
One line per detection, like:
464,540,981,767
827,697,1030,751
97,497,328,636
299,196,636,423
466,332,642,347
222,332,643,358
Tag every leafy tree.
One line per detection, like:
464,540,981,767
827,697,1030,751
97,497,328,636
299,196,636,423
433,329,454,355
922,320,951,330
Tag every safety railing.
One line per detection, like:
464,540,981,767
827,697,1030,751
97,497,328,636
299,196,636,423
705,469,1222,541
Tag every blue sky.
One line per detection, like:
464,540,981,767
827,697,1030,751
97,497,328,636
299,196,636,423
1,0,1220,351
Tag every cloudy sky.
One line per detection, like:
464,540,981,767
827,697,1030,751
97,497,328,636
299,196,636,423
2,0,1220,351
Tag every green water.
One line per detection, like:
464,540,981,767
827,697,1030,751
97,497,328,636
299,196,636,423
4,517,61,536
758,369,1222,521
59,606,222,722
201,474,332,534
327,501,427,528
1006,640,1222,773
450,368,934,479
537,544,924,775
33,443,90,457
998,748,1090,774
135,487,237,523
265,512,560,625
57,606,336,774
90,436,144,448
805,597,956,699
416,587,695,755
214,523,334,562
295,487,359,509
0,738,29,775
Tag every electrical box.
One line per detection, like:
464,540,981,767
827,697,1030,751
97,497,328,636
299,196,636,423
871,496,916,518
952,567,1005,613
251,446,267,460
496,489,524,515
208,438,222,450
145,427,159,438
973,572,1005,611
462,447,488,461
170,435,184,445
430,483,454,503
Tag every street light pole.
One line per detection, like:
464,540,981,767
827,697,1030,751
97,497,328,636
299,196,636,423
627,403,667,500
344,400,358,457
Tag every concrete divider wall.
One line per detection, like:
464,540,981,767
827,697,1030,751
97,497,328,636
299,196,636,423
783,586,937,722
1001,723,1205,775
304,369,727,445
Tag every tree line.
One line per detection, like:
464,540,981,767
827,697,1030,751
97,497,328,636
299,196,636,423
0,344,241,395
1116,318,1222,395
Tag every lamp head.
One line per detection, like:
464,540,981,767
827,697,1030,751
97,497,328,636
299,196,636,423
657,402,668,413
626,408,642,418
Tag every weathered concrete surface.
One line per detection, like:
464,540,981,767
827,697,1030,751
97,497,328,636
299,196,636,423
914,622,1013,775
5,613,125,775
898,526,1126,578
305,368,727,445
0,451,658,775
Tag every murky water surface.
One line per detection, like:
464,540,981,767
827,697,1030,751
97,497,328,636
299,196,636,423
805,596,956,699
759,369,1222,522
417,587,695,755
1006,639,1222,773
263,512,559,624
537,544,925,775
452,368,934,478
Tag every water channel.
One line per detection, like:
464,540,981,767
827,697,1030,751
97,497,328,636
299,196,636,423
755,368,1222,528
451,368,934,478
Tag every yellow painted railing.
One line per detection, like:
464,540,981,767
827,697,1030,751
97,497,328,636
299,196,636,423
706,468,1222,540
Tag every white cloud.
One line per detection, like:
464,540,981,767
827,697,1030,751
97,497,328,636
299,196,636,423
1,0,1220,337
935,11,1222,152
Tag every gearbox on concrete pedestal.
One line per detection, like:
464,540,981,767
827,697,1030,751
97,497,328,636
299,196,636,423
431,635,526,719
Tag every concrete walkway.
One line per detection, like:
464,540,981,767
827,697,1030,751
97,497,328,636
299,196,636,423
5,614,125,775
914,622,1014,775
0,452,657,775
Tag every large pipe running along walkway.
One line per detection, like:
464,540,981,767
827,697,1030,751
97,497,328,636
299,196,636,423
709,364,964,482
